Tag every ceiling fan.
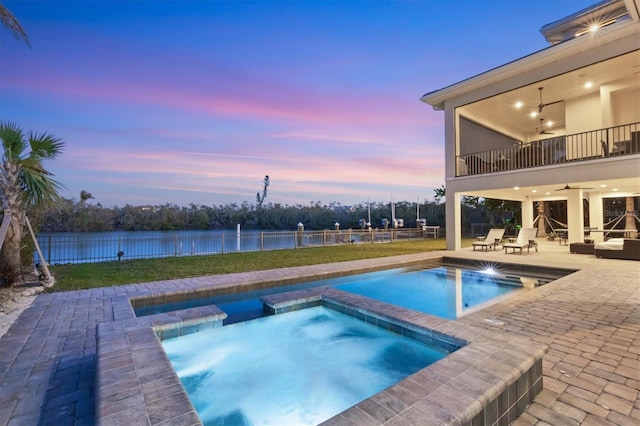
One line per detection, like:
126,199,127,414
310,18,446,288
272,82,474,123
538,118,554,135
537,86,564,113
554,184,594,191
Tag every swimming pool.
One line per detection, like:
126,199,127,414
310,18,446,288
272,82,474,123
162,305,448,426
133,258,570,322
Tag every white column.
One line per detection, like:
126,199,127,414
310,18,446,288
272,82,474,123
446,191,461,250
566,189,584,244
521,198,534,228
588,193,604,243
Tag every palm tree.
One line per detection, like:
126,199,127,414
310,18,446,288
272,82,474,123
625,196,638,238
79,190,94,206
0,1,30,46
0,122,64,285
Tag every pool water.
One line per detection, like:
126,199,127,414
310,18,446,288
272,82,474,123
335,266,521,319
136,260,565,322
162,306,447,426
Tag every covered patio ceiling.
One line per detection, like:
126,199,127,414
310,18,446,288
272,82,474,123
459,176,640,202
458,50,640,142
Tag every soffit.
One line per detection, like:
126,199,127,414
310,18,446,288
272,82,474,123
540,0,629,44
455,175,640,202
420,20,639,109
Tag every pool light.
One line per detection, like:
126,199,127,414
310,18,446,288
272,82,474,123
483,267,496,275
480,262,501,276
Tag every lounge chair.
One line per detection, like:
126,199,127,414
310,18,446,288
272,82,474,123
472,228,506,251
504,228,538,254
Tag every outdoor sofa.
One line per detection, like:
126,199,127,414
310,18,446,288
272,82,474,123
594,238,640,261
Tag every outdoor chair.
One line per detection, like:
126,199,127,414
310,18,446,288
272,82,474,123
595,238,640,261
504,228,538,254
472,228,506,251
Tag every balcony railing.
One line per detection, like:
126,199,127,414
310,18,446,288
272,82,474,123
456,122,640,176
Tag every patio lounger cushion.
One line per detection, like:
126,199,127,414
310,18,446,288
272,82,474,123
504,228,538,254
472,228,506,251
595,239,640,261
594,238,624,250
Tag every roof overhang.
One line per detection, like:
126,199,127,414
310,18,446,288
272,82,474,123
539,0,630,44
420,18,640,110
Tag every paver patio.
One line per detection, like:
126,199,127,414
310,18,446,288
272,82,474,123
0,240,638,425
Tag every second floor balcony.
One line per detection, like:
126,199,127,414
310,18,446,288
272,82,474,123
456,122,640,177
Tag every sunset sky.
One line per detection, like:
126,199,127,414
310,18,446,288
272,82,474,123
1,0,596,208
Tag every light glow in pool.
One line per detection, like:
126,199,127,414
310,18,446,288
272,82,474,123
483,267,496,275
334,265,524,319
162,306,447,426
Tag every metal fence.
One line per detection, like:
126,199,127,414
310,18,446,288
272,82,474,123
36,227,441,265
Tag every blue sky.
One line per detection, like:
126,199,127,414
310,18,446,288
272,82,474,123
1,0,596,207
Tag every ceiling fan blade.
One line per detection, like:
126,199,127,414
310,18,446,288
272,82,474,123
537,87,564,112
555,185,593,191
542,99,564,107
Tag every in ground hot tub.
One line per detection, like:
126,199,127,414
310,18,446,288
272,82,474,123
163,305,449,425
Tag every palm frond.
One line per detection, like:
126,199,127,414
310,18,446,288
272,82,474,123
20,168,65,208
0,121,66,210
0,121,28,162
28,131,64,160
0,3,30,47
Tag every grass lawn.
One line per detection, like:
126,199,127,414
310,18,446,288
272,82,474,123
49,238,463,292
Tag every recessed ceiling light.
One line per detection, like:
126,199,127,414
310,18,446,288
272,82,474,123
589,24,600,33
600,184,606,187
514,186,520,190
584,81,593,89
530,112,538,118
547,121,554,127
545,192,550,195
532,189,537,193
613,188,618,191
515,101,523,109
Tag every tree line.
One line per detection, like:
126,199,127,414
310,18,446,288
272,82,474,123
29,198,448,233
28,190,529,234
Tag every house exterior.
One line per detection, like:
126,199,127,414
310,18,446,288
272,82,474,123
421,0,640,250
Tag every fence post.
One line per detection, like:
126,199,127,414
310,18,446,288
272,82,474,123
260,232,264,251
221,232,225,254
296,222,304,248
174,235,178,257
47,236,52,264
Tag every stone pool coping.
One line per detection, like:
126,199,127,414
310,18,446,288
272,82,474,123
95,259,549,425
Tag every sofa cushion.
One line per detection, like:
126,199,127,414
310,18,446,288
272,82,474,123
595,239,624,250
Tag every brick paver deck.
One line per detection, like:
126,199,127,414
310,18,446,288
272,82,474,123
0,240,638,425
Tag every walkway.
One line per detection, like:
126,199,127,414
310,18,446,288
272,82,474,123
0,240,638,425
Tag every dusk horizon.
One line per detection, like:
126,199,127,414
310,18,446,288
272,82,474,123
1,0,597,208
